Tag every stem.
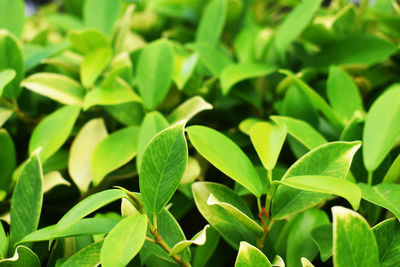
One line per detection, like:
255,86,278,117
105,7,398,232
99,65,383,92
147,218,191,267
368,171,373,185
354,0,369,31
0,97,38,124
257,197,262,214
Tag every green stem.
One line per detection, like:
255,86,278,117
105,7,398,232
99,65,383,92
368,171,373,185
257,197,262,214
0,97,38,124
354,0,369,31
147,218,191,267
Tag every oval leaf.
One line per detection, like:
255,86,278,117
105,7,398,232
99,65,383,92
187,125,262,197
61,241,103,267
170,225,210,256
0,129,16,192
168,96,212,124
235,242,272,267
81,47,112,88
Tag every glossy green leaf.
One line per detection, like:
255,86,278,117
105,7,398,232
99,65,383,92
273,0,322,56
22,73,85,106
168,96,212,124
20,218,118,243
307,34,397,70
250,122,287,171
136,39,173,109
52,189,126,237
84,79,141,110
0,30,24,98
280,70,342,130
91,126,139,186
141,208,190,263
311,224,332,262
101,214,147,267
383,153,400,183
207,194,263,237
272,141,361,219
359,183,400,220
9,152,43,249
104,101,144,126
181,157,201,184
140,122,188,214
235,242,272,267
29,105,81,162
327,66,364,122
61,241,103,267
170,225,209,256
238,118,262,135
187,125,262,197
270,116,327,150
42,171,70,193
373,218,400,267
332,206,379,267
0,0,25,37
194,43,233,77
0,69,15,95
363,84,400,172
301,258,314,267
83,0,121,35
68,29,109,55
0,246,40,267
276,175,361,210
0,129,16,192
192,182,258,249
195,0,226,47
81,47,112,88
172,47,198,89
0,106,13,127
69,118,108,194
136,111,169,171
286,209,329,267
192,226,220,267
0,221,7,258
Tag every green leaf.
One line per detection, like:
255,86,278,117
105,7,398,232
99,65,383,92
270,116,327,150
207,194,264,237
140,122,188,214
136,39,173,109
0,69,15,95
68,29,109,55
69,118,108,194
29,105,81,162
172,46,198,89
187,126,262,197
22,73,85,106
276,175,361,210
136,111,169,171
91,126,139,186
83,0,121,35
0,246,40,267
235,242,272,267
81,47,112,88
250,122,287,171
273,0,322,57
238,118,262,135
327,66,364,123
20,218,119,243
0,30,24,98
60,241,103,267
52,189,126,237
170,225,209,256
332,206,379,267
359,183,400,220
311,224,332,262
307,34,397,70
194,43,233,77
0,106,13,127
0,129,16,192
192,226,220,267
104,101,144,126
272,141,361,219
0,0,24,37
220,63,276,95
168,96,212,124
43,171,70,193
101,214,147,267
192,182,258,249
195,0,226,47
141,208,190,263
280,70,342,130
84,79,141,110
363,84,400,172
373,218,400,267
286,209,329,267
383,153,400,183
301,258,315,267
0,221,7,258
10,152,43,249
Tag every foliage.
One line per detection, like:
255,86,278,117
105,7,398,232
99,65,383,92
0,0,399,266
